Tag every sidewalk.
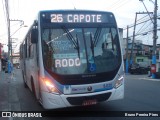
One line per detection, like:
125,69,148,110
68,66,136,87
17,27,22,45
0,69,21,111
0,71,11,111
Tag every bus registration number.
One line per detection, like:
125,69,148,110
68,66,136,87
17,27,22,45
82,99,97,106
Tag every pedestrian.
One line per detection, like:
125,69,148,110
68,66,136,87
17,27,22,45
1,58,6,71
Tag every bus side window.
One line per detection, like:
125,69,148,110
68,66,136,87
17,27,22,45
29,44,34,58
25,39,27,58
27,34,30,58
31,28,38,43
20,45,23,59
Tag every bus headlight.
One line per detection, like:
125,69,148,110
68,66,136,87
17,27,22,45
41,77,61,94
115,76,124,88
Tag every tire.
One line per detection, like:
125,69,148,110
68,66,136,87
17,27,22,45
130,72,133,74
22,71,28,88
130,69,134,74
31,78,36,98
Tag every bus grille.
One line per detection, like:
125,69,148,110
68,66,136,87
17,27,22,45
66,92,111,105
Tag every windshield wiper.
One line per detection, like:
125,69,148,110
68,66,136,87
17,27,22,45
76,34,80,58
88,27,101,60
88,28,101,61
90,33,95,60
62,26,80,58
109,28,115,51
94,28,102,47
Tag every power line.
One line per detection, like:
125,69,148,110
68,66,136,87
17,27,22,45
141,0,154,24
113,0,131,10
136,14,151,23
128,27,160,38
138,21,153,34
136,21,152,35
123,14,160,30
127,14,152,27
107,0,131,11
107,0,124,9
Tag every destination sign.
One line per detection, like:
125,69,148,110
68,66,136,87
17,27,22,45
49,13,109,23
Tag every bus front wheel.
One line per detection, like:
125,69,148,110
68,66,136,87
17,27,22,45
22,71,28,88
31,78,36,98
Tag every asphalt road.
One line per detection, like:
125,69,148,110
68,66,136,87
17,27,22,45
1,69,160,120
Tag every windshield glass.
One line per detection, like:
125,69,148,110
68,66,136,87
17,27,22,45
41,27,121,75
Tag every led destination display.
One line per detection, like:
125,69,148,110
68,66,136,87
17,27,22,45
51,14,103,23
41,11,113,24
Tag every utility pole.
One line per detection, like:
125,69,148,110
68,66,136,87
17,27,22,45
130,12,153,65
10,38,13,63
4,0,10,60
9,20,24,64
5,0,12,73
152,0,158,78
139,0,158,78
130,13,138,65
8,19,11,60
126,26,129,73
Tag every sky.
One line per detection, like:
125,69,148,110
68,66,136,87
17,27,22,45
0,0,160,52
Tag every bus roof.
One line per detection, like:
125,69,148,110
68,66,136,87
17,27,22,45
39,9,113,14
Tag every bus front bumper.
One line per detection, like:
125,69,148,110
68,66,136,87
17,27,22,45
41,85,124,109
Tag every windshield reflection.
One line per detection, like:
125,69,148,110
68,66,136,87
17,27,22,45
42,27,121,75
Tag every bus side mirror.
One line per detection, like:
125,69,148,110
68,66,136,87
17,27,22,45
31,29,38,43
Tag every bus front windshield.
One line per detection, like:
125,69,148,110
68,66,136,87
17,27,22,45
42,27,121,75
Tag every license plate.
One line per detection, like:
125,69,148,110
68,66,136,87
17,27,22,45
82,99,97,106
